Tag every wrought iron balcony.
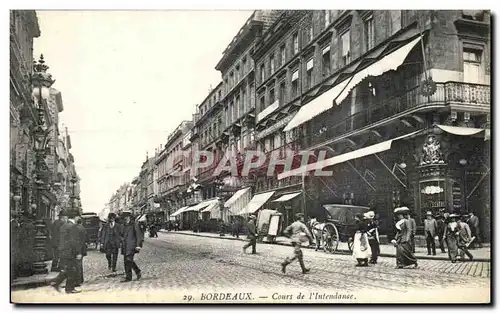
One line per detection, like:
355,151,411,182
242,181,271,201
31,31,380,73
306,81,490,148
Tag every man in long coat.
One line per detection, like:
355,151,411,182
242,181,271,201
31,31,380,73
50,211,67,272
242,215,257,254
467,212,482,248
101,213,122,272
120,211,144,282
74,216,87,286
424,211,438,255
49,211,81,294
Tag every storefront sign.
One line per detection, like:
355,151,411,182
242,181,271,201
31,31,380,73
255,114,293,140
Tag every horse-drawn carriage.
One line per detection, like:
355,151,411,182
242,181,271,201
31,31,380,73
81,212,101,249
309,204,370,253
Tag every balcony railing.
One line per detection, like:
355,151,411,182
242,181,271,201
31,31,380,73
306,81,490,148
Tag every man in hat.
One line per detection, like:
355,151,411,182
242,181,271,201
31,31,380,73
424,211,438,256
281,213,313,274
101,212,122,273
120,211,144,282
50,210,68,272
74,215,87,286
436,214,447,253
467,212,482,249
49,210,81,294
243,215,257,254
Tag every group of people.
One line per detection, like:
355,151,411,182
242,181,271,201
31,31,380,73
351,211,381,267
49,211,88,294
99,211,145,282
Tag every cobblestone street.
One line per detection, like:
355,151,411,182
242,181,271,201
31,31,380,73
11,232,490,303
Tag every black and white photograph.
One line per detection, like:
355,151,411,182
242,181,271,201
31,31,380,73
9,8,491,304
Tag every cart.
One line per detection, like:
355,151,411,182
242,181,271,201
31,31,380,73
256,209,282,243
81,213,100,249
318,204,370,253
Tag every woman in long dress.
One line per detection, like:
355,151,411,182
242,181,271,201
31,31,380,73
393,207,418,269
443,214,460,263
352,213,371,267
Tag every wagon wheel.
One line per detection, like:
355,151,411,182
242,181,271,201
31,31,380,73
322,223,339,253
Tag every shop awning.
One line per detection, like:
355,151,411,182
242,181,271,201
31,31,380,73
272,192,302,202
225,187,251,208
278,130,422,180
238,191,275,215
171,206,189,217
436,125,487,137
185,198,219,212
201,200,220,213
283,36,422,133
335,37,421,105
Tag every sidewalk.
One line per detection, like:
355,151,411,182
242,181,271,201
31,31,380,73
11,261,58,290
160,230,491,262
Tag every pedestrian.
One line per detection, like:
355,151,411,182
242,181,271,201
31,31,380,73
436,214,447,253
120,211,144,282
242,215,257,254
50,211,68,272
74,215,87,287
101,213,121,273
458,216,474,262
405,211,417,253
467,212,482,249
352,213,371,267
281,213,313,274
443,214,460,263
365,211,380,264
218,219,226,237
49,210,82,294
424,211,438,256
392,207,418,269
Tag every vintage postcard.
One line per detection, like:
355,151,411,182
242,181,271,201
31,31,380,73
10,9,491,304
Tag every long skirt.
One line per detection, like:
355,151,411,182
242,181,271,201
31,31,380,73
396,241,417,266
352,232,372,260
446,235,459,261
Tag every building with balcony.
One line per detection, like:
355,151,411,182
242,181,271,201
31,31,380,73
251,10,490,239
155,121,193,220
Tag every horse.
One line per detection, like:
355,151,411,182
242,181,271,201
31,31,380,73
308,218,327,251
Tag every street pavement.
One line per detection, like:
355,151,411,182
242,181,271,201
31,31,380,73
11,232,490,303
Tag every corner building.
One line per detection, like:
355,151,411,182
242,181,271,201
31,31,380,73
251,10,490,240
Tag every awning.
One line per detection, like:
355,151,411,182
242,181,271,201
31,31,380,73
283,36,422,133
272,192,302,202
185,198,219,212
336,37,421,104
201,200,220,213
257,100,279,122
225,187,251,207
278,130,422,180
171,206,189,217
436,125,487,137
238,191,275,215
283,79,350,132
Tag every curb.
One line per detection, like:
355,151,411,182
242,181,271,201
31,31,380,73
11,273,58,291
159,230,491,262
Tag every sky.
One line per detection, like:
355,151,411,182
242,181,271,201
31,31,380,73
33,10,253,212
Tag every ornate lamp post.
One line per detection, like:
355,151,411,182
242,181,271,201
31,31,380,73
69,176,79,216
30,55,55,275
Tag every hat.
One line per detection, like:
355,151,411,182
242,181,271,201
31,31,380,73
449,213,460,218
426,211,433,216
364,211,375,219
58,210,68,217
121,210,133,216
249,215,256,220
295,213,304,219
394,207,410,214
108,213,117,220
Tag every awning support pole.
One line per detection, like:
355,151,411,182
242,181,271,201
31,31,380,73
373,153,407,188
467,168,490,200
346,161,376,191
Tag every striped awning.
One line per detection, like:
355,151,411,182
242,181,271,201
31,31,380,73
171,206,189,217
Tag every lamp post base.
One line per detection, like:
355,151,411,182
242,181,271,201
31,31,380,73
32,219,49,275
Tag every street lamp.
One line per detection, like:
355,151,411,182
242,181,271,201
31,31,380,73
459,158,468,213
29,55,55,276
